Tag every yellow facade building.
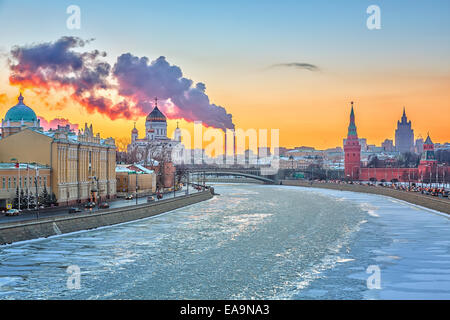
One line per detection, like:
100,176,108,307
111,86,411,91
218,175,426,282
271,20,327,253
0,94,116,205
116,164,156,196
0,163,51,209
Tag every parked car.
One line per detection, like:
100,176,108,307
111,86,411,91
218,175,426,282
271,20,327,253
147,196,155,203
5,209,20,216
84,202,96,209
68,207,82,214
99,203,110,209
125,195,134,200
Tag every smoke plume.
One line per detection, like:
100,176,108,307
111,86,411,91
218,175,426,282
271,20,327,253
8,37,234,130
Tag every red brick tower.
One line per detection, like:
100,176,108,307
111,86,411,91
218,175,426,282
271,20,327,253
344,102,361,180
418,134,437,182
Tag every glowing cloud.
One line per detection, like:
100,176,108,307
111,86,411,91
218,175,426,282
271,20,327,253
8,37,234,130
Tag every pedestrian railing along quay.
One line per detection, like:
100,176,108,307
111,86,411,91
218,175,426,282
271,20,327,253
281,180,450,215
0,190,214,245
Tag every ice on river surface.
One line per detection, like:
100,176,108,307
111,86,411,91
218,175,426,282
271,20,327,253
0,184,449,299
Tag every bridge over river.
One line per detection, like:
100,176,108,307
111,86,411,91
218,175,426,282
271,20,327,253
185,166,277,184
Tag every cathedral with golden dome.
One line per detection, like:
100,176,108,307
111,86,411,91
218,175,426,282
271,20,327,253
127,98,184,164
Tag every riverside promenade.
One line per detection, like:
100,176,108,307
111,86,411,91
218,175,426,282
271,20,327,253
281,180,450,215
0,190,214,245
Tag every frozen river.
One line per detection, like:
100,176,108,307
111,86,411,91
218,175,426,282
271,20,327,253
0,184,449,299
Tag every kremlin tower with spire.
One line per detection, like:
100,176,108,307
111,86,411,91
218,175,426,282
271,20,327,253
344,102,361,180
343,103,448,183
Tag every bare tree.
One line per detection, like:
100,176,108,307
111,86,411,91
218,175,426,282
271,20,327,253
176,164,188,184
127,146,140,164
143,142,161,167
115,137,131,152
152,144,173,190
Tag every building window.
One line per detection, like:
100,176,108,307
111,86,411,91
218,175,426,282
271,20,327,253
8,178,11,189
2,177,5,189
13,177,16,188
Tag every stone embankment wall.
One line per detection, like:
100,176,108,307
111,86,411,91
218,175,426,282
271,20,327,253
203,178,264,184
0,190,213,245
281,180,450,214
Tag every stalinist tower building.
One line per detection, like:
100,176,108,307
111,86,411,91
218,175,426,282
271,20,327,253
395,108,415,153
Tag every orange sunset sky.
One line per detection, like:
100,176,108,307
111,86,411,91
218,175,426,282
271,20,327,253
0,1,449,151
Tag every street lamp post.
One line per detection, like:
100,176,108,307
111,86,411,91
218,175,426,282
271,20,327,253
445,168,448,189
442,166,445,189
135,173,138,206
187,171,189,195
97,177,100,204
407,167,411,188
429,168,432,188
437,164,445,189
11,158,20,211
35,174,39,219
420,171,424,189
27,163,30,210
436,165,440,188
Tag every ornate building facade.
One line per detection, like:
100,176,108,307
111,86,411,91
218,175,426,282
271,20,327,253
0,94,116,205
0,163,51,208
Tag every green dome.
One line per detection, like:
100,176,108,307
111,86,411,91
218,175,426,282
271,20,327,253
4,94,37,122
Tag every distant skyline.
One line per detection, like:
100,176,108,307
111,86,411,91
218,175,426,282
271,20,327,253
0,0,449,149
